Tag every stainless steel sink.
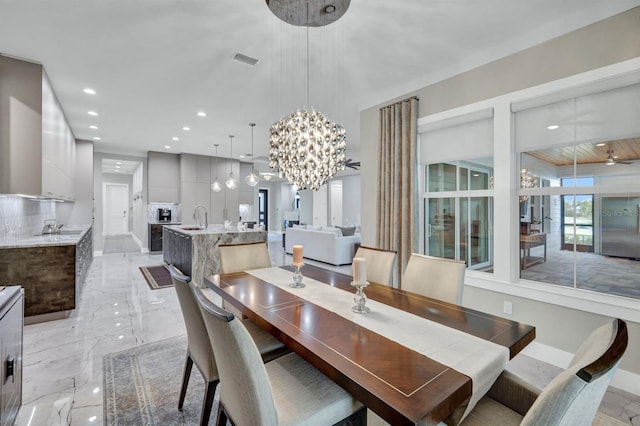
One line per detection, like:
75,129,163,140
180,226,202,231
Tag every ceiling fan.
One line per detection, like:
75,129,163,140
605,149,632,166
344,159,360,170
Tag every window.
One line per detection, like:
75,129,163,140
423,160,494,271
515,83,640,299
420,113,494,272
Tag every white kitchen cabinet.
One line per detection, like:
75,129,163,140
0,56,75,200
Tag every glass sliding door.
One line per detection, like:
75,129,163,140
426,197,456,259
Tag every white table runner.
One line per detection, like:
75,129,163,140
247,267,509,424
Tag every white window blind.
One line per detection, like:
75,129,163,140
420,116,493,163
515,83,640,153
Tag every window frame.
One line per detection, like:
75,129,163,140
416,58,640,323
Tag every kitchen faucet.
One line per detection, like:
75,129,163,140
193,205,208,229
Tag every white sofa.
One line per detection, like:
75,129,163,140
285,226,360,266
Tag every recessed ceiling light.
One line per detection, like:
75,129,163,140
116,161,122,165
83,88,96,95
172,137,179,141
197,111,206,117
114,169,119,172
88,110,98,116
115,165,120,169
89,125,98,130
164,145,171,149
547,125,559,130
239,155,245,158
596,143,606,147
182,126,190,131
93,137,101,140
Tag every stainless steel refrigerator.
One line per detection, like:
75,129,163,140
601,196,640,259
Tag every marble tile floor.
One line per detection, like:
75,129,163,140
16,240,639,425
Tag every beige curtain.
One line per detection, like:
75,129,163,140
376,97,419,288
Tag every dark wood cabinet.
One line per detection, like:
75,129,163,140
0,286,23,426
149,224,163,253
162,228,192,276
0,227,92,317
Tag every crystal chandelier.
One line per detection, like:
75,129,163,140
245,123,259,187
211,144,222,192
225,135,238,190
269,110,346,190
267,0,348,191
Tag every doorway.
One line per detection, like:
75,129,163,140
561,178,594,252
258,188,269,230
103,183,129,235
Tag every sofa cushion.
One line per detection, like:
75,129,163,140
292,224,306,229
307,225,321,231
337,226,356,236
321,227,343,237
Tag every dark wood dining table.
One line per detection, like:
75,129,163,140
204,264,535,426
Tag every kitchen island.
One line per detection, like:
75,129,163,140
163,224,267,285
0,225,92,319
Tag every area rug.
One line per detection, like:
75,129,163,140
139,265,173,290
103,336,220,425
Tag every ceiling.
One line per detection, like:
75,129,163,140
1,0,639,171
528,138,640,167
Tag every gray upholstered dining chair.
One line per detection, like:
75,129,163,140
353,246,397,287
192,285,366,426
402,253,466,304
450,318,628,426
168,265,287,426
218,242,272,274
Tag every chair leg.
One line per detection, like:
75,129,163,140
178,351,193,411
216,403,228,426
200,379,219,426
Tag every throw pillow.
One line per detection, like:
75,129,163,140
337,226,356,236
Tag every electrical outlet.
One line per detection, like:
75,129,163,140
503,301,513,315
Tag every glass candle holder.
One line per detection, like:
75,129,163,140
290,264,305,288
351,281,370,314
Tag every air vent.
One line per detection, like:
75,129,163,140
233,53,259,66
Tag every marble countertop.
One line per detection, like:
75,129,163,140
164,223,265,236
0,225,91,249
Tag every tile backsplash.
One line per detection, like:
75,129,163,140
0,195,56,241
147,203,179,223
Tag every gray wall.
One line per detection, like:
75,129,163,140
359,7,640,374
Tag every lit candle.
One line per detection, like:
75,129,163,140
292,245,303,266
352,257,367,284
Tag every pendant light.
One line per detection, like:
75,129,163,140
211,144,222,192
245,123,259,187
268,0,347,191
225,135,238,190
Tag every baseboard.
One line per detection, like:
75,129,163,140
522,341,640,396
141,248,150,254
93,250,103,257
131,233,143,247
